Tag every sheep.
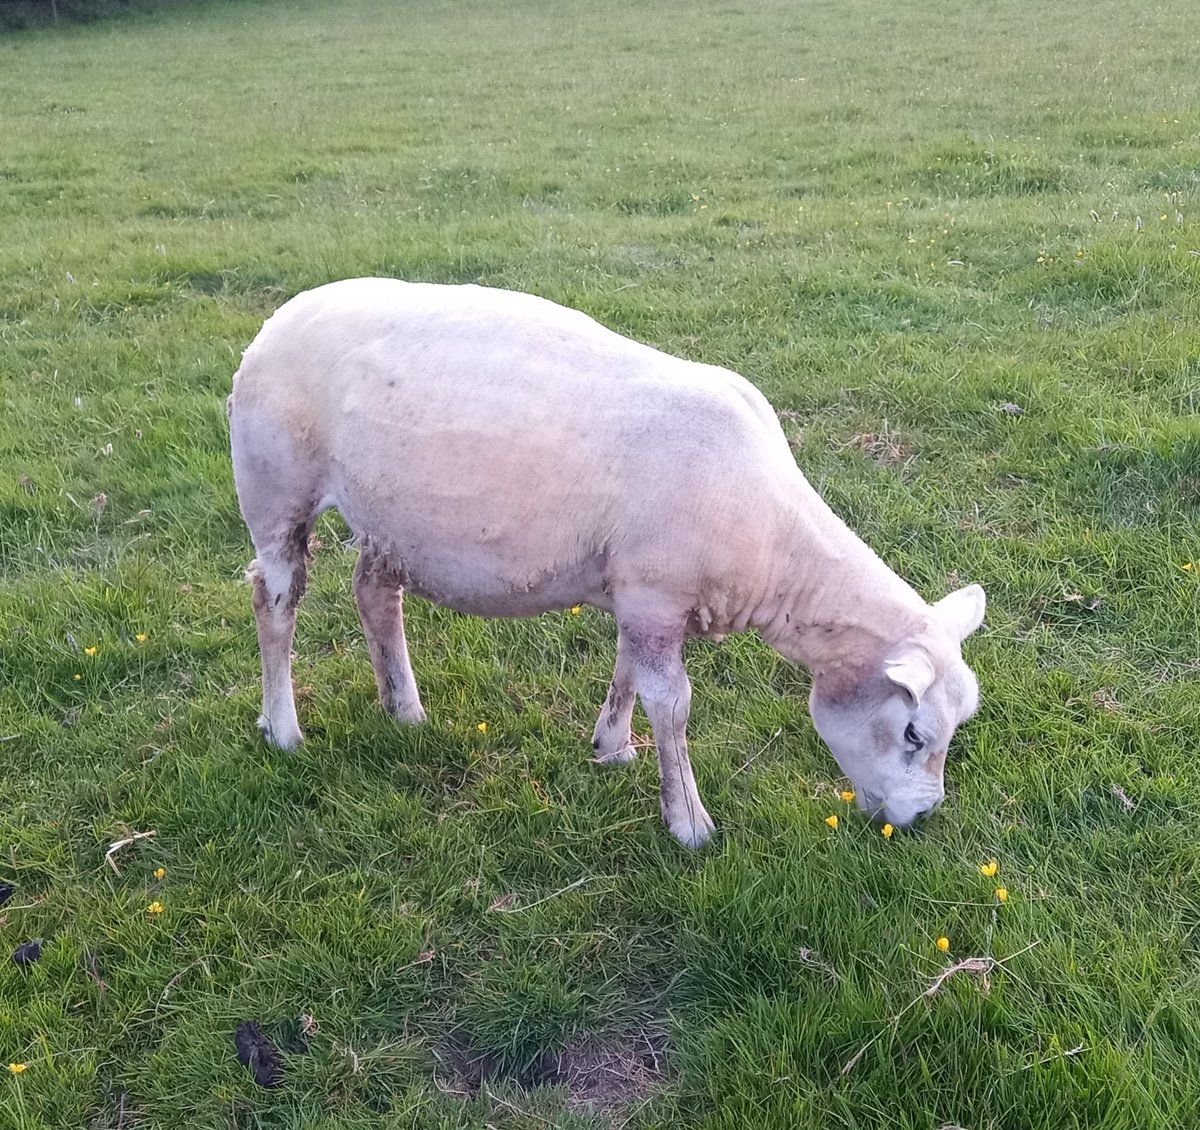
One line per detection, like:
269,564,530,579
228,278,985,847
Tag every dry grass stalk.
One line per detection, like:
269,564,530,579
103,829,156,874
843,942,1040,1076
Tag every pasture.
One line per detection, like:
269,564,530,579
1,0,1198,1125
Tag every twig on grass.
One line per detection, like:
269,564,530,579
1110,783,1136,811
161,956,211,999
152,956,253,1018
103,829,156,873
395,948,436,972
333,1036,414,1076
83,950,108,994
797,947,841,985
490,875,595,914
924,956,996,998
842,940,1040,1076
1018,1043,1086,1071
431,1070,473,1098
730,727,783,778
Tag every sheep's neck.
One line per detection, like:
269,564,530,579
752,484,927,672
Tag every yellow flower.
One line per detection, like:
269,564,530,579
8,1063,27,1074
476,722,488,734
824,814,839,829
569,606,582,615
995,887,1009,902
135,633,148,643
154,867,166,880
881,823,894,839
839,789,855,802
1160,214,1168,221
980,859,999,878
936,936,950,953
1181,562,1194,571
84,646,98,656
147,901,164,914
73,673,82,681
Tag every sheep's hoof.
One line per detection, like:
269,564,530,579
258,715,302,750
667,805,716,849
592,743,637,765
385,700,428,726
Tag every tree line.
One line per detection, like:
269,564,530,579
1,0,239,30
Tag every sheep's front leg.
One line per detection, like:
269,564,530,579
623,619,715,848
591,628,637,764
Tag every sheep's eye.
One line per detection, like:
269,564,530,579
903,723,924,753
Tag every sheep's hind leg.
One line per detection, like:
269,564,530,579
592,628,637,764
353,546,426,724
248,530,310,750
622,618,715,848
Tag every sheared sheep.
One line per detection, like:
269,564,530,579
229,279,985,846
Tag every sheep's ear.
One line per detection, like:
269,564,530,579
885,649,936,709
934,583,986,642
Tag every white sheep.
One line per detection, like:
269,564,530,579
228,278,985,846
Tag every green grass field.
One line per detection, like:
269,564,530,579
2,0,1199,1125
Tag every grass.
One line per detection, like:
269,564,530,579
1,0,1199,1124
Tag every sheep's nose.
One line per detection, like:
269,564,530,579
914,797,945,822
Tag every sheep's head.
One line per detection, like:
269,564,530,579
808,584,985,828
